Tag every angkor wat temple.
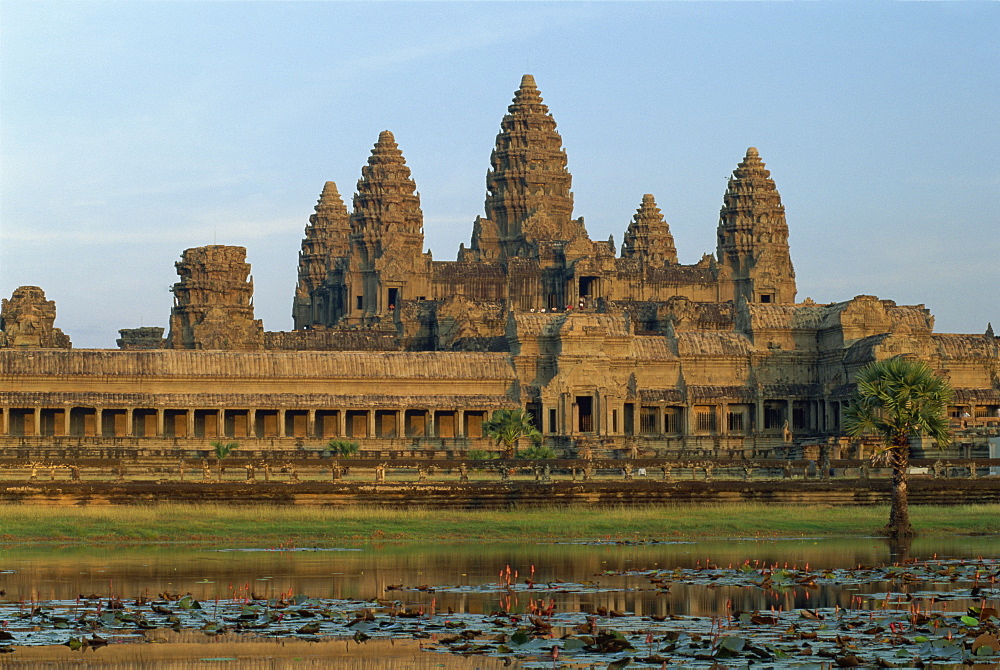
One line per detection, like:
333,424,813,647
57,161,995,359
2,76,998,454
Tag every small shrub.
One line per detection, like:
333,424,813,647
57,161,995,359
210,440,239,460
323,439,360,458
466,449,499,460
516,444,557,460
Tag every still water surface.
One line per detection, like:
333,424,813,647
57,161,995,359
2,536,999,667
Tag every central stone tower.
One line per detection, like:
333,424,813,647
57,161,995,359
716,147,796,304
465,74,589,261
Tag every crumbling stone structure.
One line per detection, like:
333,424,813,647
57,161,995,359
0,286,71,349
167,245,264,351
1,76,997,452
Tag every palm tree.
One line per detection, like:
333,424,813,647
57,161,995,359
483,409,542,457
210,440,239,481
843,357,953,538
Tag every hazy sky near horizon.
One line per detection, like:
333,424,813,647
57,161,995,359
1,1,997,348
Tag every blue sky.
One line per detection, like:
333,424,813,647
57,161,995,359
2,1,997,348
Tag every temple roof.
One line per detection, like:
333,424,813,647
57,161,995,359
0,350,515,380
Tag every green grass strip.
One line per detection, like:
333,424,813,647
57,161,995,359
0,503,997,544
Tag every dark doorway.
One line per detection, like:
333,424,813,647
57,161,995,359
576,396,594,432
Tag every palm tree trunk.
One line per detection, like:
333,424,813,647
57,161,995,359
885,440,914,538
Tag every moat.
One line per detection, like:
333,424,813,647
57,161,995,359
3,537,999,667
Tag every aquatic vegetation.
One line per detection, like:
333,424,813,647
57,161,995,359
1,556,997,666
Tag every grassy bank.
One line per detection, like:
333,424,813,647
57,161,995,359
1,503,998,544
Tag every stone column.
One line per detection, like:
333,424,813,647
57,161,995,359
721,402,729,435
367,410,375,438
307,409,316,439
156,409,165,437
786,397,794,431
457,409,465,438
339,410,347,438
656,405,665,436
34,408,43,437
593,394,601,434
571,402,578,436
63,408,72,436
124,408,134,437
425,410,434,438
248,409,257,439
755,398,765,435
0,408,8,436
95,408,104,438
395,409,402,439
684,404,694,437
187,410,195,439
278,409,286,438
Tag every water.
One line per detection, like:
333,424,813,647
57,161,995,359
2,536,999,667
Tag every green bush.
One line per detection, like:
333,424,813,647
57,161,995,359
466,449,499,460
323,439,360,458
515,444,557,460
209,440,239,460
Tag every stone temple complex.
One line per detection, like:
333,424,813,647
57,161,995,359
2,75,998,454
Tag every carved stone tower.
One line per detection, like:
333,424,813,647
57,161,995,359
621,194,678,265
345,131,430,323
716,148,796,305
167,245,264,350
0,286,71,349
292,181,351,329
476,74,587,259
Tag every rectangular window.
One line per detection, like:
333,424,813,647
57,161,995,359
548,408,557,434
696,409,717,432
727,411,744,432
639,406,657,435
764,403,785,430
356,295,363,310
664,408,680,434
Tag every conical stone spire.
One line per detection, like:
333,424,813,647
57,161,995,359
621,194,678,265
351,130,424,262
716,147,796,304
483,75,585,257
292,181,351,329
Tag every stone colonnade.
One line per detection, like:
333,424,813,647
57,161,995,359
0,406,490,440
3,398,995,441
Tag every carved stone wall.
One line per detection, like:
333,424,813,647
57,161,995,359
117,327,165,350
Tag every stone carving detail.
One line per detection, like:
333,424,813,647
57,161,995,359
166,246,264,350
293,181,351,329
621,194,678,265
0,286,71,349
716,147,796,304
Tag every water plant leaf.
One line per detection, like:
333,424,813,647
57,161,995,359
561,638,588,651
510,630,530,646
972,633,1000,655
719,636,746,652
177,595,201,610
961,615,980,626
